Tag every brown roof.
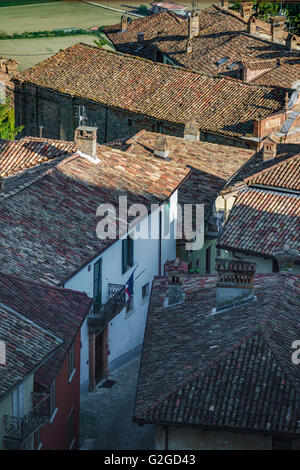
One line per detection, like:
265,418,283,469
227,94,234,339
0,137,189,285
134,272,300,436
253,58,300,88
17,43,287,140
217,187,300,258
0,302,62,400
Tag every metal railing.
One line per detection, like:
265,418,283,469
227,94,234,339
3,392,49,449
87,283,126,332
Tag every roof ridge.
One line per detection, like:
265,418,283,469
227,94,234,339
245,153,300,184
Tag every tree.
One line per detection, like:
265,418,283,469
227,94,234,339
0,101,23,140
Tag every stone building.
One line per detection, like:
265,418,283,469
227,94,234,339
134,255,300,450
11,43,297,150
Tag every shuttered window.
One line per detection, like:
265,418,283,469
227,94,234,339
122,236,134,274
93,259,102,313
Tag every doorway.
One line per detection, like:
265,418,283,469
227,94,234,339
95,331,104,384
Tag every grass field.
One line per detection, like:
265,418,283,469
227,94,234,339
0,0,61,6
0,1,122,34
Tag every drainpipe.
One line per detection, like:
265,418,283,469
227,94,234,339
159,209,162,276
104,106,108,143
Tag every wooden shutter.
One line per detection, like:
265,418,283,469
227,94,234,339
122,238,128,274
93,259,102,312
128,237,134,267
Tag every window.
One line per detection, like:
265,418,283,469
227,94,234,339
93,259,102,313
68,408,75,449
128,119,132,127
49,380,56,418
142,283,149,299
272,259,279,273
122,236,134,274
68,343,75,379
206,245,211,274
163,202,170,237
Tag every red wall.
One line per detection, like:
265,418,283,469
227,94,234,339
38,332,81,450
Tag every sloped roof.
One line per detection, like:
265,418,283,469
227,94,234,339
0,273,92,390
134,273,300,436
0,138,189,286
217,187,300,257
245,153,300,191
17,43,287,139
0,302,62,400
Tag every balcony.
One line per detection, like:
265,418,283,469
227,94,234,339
87,283,126,333
3,392,49,450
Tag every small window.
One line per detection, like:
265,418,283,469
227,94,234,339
49,380,56,417
122,236,134,274
142,283,149,299
68,408,75,449
68,343,75,378
128,119,132,127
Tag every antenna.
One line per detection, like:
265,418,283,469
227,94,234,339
39,126,43,138
74,105,88,127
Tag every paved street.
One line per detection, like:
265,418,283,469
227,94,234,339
80,356,155,450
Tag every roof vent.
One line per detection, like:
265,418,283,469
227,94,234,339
216,57,229,67
240,2,253,21
154,136,169,160
164,258,188,307
186,39,192,54
216,257,256,310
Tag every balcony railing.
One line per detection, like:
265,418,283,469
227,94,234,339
88,283,126,332
3,392,49,449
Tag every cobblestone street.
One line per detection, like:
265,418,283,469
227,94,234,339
80,356,155,450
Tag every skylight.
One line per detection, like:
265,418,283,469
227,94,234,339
216,57,229,66
227,62,238,70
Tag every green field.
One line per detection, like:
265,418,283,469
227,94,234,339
0,0,61,6
0,1,122,34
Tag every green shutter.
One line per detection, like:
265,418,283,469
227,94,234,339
128,237,134,267
93,259,102,312
122,238,128,274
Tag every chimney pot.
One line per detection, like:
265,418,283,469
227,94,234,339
184,120,200,141
216,257,256,309
75,126,98,159
262,136,277,161
240,2,253,21
186,39,192,54
188,11,199,39
154,136,169,160
273,244,299,273
164,258,188,306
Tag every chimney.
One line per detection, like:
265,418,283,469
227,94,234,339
137,32,144,43
5,59,18,75
270,16,286,43
184,121,200,141
188,11,199,39
286,33,297,51
164,258,188,306
240,2,253,21
262,136,277,161
247,16,256,35
154,136,169,160
273,244,299,273
221,0,229,9
186,39,192,54
215,257,256,310
121,15,128,33
75,126,98,159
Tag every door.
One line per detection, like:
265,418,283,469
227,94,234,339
12,383,24,418
95,331,103,383
93,259,102,313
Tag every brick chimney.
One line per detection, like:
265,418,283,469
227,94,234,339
286,33,297,51
262,136,277,161
188,11,199,39
221,0,229,9
247,16,256,35
240,2,253,21
75,126,98,159
154,136,169,160
164,258,188,306
215,257,256,309
271,16,286,43
273,245,299,273
184,121,200,141
121,15,128,33
186,39,192,54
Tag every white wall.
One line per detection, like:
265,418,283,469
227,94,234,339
65,191,178,391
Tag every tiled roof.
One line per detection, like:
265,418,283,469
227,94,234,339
0,139,189,286
245,154,300,191
217,187,300,257
0,272,92,389
253,59,300,88
0,137,76,178
17,43,287,139
116,130,255,215
134,273,300,436
0,302,62,400
104,6,300,85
